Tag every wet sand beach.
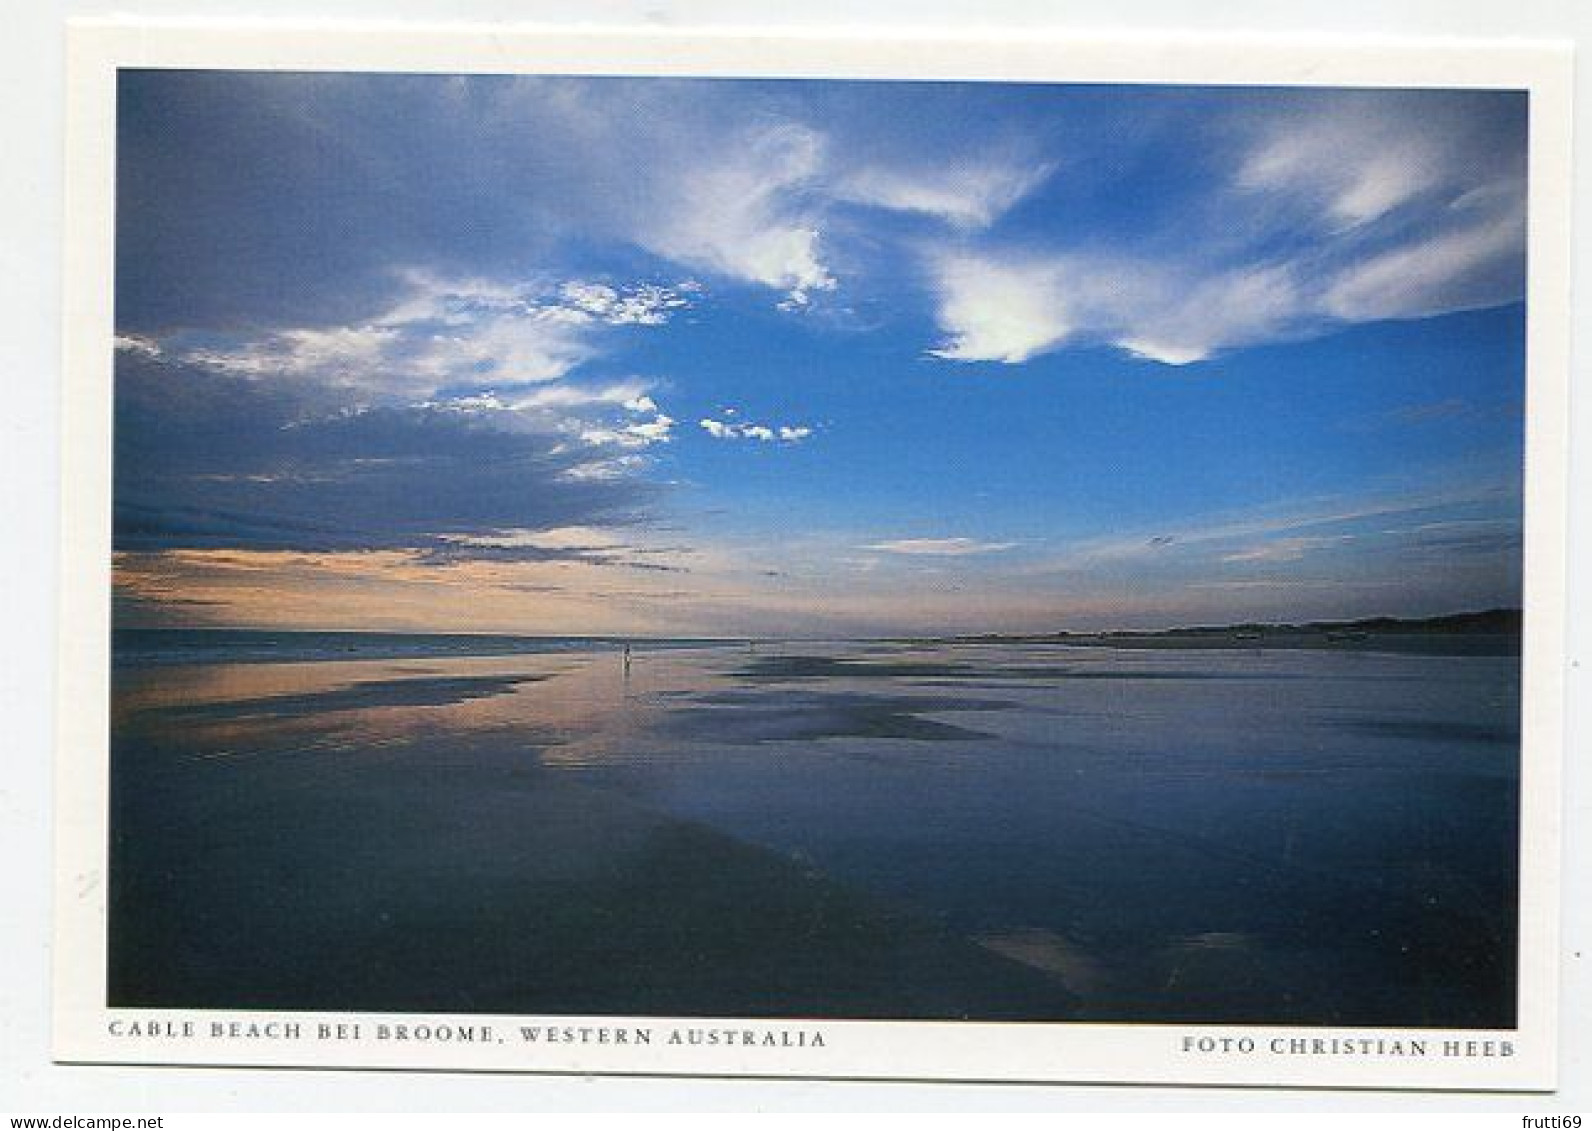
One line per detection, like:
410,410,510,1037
110,636,1519,1025
110,650,1077,1018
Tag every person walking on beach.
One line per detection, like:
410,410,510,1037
622,641,632,677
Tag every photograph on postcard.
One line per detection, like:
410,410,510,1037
54,27,1570,1086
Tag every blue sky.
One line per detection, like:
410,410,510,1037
112,73,1527,634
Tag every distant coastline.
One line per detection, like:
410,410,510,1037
948,608,1523,656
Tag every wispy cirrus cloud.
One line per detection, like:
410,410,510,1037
1234,93,1522,233
926,251,1305,366
632,125,1051,309
926,90,1525,366
637,122,837,311
1320,206,1525,323
866,537,1018,556
1237,110,1443,231
1221,534,1357,564
834,152,1055,230
120,74,1526,373
128,272,696,399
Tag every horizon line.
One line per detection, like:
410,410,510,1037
112,605,1524,642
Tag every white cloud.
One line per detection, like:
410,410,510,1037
580,413,675,450
470,83,838,310
625,415,675,444
927,253,1304,367
149,274,694,398
835,155,1055,230
1116,339,1209,367
927,256,1073,364
444,525,624,552
422,390,509,413
698,414,815,443
113,333,164,359
926,92,1524,368
560,454,647,481
1239,119,1444,230
556,280,692,325
1234,93,1525,230
866,538,1017,556
1111,263,1305,366
1322,209,1526,323
926,198,1516,368
563,100,1049,308
422,379,678,463
641,123,836,310
176,328,372,386
1221,535,1356,564
499,379,656,413
146,265,690,483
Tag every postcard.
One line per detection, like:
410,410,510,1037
54,19,1571,1089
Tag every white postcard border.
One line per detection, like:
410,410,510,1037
54,19,1573,1090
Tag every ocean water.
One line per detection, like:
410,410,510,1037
108,633,1520,1025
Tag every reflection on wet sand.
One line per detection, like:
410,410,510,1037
110,638,1519,1024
